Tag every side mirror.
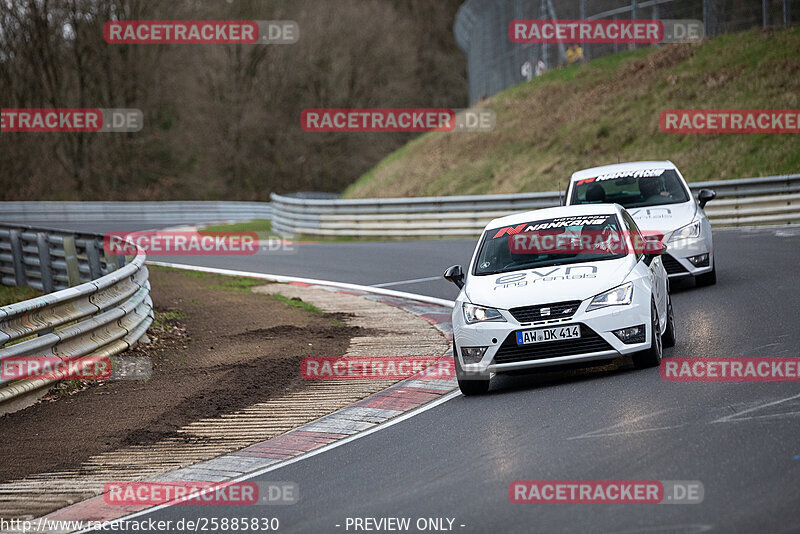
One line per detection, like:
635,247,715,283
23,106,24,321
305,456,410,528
645,240,667,256
643,240,667,265
698,189,716,209
443,264,465,289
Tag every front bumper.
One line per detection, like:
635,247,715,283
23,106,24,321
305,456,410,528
663,236,713,278
453,292,652,375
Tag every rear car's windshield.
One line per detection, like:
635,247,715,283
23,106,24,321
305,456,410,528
569,168,690,208
473,214,625,276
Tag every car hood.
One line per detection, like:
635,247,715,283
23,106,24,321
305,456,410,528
627,200,697,238
465,257,635,310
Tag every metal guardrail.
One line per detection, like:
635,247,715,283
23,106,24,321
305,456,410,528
270,174,800,238
0,201,272,225
0,224,153,400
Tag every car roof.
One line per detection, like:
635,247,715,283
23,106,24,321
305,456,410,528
569,160,677,182
484,203,623,230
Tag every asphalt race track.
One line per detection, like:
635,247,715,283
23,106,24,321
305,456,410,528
9,222,792,533
62,225,797,534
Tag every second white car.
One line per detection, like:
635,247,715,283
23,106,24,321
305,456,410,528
565,161,717,286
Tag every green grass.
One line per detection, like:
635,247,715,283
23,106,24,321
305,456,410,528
148,265,341,326
149,264,211,277
204,277,266,292
148,264,264,292
200,219,272,239
270,293,324,315
345,27,800,199
153,310,187,328
0,285,43,307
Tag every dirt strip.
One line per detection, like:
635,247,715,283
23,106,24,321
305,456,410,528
0,267,449,520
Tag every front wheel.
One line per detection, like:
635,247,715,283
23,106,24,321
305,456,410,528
633,301,663,369
453,341,490,395
662,294,676,348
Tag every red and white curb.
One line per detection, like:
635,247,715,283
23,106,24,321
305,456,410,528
39,263,457,530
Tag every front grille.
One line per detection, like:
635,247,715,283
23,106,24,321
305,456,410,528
662,254,689,275
492,324,615,365
508,300,582,323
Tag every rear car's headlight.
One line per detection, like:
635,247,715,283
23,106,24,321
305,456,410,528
687,253,710,267
462,303,506,324
669,220,700,242
587,282,633,312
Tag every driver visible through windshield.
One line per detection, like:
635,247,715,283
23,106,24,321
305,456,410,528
473,214,628,276
571,168,690,208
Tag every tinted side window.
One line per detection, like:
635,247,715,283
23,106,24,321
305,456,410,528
621,210,643,261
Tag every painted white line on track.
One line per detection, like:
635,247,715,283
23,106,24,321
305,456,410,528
371,276,443,288
711,392,800,424
76,390,461,532
73,263,460,533
567,409,672,440
146,261,455,308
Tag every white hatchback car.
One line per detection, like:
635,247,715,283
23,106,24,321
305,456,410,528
565,161,716,286
443,204,674,396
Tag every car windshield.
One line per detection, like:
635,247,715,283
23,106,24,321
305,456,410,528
569,168,690,208
473,214,626,276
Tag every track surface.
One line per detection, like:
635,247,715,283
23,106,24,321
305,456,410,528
23,224,800,533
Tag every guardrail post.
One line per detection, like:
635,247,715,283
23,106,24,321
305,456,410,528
8,229,26,287
61,235,81,287
36,232,54,294
85,239,103,280
104,250,118,273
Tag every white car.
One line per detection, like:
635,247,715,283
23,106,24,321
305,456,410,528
443,204,674,395
565,160,716,286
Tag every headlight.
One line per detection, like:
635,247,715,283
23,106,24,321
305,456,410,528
669,220,700,242
462,303,506,324
587,282,633,312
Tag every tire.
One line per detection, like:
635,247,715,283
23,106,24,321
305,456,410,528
453,341,490,396
633,300,663,369
695,263,717,286
661,293,676,348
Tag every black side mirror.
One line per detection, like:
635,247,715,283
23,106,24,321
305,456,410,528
443,264,465,289
698,189,716,209
642,239,667,266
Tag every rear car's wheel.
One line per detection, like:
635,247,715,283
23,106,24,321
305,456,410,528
662,293,676,348
633,301,662,369
453,341,490,395
695,263,717,286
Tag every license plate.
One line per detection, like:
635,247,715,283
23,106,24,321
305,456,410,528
516,325,581,345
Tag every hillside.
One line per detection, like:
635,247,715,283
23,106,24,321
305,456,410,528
344,27,800,199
